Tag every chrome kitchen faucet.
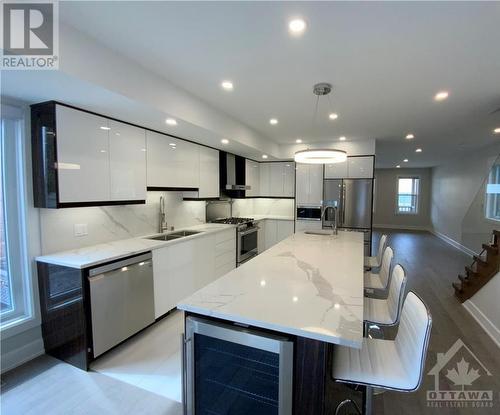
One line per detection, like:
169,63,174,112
159,196,168,233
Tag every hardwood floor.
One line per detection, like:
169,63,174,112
1,229,498,414
327,229,500,414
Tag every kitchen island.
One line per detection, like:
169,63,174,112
178,230,365,415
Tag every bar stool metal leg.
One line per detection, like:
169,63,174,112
362,386,373,415
334,398,362,415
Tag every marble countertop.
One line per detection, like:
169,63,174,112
251,215,294,221
178,230,364,348
36,223,236,269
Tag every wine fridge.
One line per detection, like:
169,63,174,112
182,316,293,415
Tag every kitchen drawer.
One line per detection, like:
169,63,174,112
215,238,235,256
215,251,236,268
216,229,236,244
215,262,236,279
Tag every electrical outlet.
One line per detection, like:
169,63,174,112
74,223,88,237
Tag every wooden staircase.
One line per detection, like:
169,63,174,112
453,230,500,302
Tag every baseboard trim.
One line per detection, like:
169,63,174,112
1,337,45,374
463,300,500,348
430,229,478,257
373,224,431,232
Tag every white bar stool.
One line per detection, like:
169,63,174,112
363,264,407,338
332,291,432,415
364,246,393,298
364,234,387,269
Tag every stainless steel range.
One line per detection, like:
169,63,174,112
212,217,259,266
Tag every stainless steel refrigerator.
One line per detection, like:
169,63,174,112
323,179,373,254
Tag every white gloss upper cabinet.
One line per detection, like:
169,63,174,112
259,163,270,197
283,163,295,197
296,164,323,205
146,131,200,188
308,165,323,204
108,120,147,201
324,162,348,179
245,159,260,197
198,146,219,198
56,105,111,203
259,162,295,197
348,156,374,178
269,163,284,196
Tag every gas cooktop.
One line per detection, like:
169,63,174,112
212,217,254,225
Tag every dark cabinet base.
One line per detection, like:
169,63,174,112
37,262,91,370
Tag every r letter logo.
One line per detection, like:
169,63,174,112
1,1,59,69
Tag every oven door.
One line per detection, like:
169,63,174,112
238,227,258,264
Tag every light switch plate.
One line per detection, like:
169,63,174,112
74,223,88,237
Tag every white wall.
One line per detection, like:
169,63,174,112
374,168,432,230
430,143,500,253
464,272,500,347
39,191,206,254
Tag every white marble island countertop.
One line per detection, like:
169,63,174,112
178,230,364,348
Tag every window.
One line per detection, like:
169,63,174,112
485,163,500,222
397,177,420,214
0,104,34,330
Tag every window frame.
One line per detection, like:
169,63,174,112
485,163,500,223
395,175,421,216
0,102,41,338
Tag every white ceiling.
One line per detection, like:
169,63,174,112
36,2,500,166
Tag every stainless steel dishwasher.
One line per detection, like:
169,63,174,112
88,252,155,358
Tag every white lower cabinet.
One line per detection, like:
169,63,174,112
264,220,278,251
153,229,236,318
259,219,294,252
276,220,294,242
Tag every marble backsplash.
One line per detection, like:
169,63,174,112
39,194,294,254
39,191,205,254
232,198,294,217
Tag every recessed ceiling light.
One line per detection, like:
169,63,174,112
100,126,110,130
494,127,500,134
339,136,346,141
403,159,409,162
295,139,302,143
169,143,176,147
288,19,306,35
221,81,233,91
262,154,268,159
434,91,449,101
269,118,278,125
221,139,229,144
329,113,338,120
406,133,415,139
166,118,177,125
415,148,422,153
396,165,401,168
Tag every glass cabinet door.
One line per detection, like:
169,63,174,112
185,317,293,415
195,333,280,414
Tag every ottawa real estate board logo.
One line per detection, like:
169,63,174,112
1,1,59,69
427,339,494,409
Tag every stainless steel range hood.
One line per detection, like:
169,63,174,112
219,152,250,197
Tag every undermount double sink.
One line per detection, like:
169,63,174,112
146,230,202,241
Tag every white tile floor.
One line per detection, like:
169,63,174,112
91,310,184,403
